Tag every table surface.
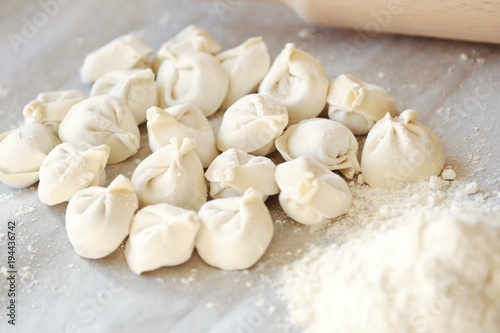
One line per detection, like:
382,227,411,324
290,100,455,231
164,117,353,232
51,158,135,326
1,1,499,332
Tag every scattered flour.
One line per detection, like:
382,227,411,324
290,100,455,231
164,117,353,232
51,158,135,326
14,205,36,218
0,192,14,204
297,28,315,39
281,178,500,333
442,168,457,180
0,85,9,97
465,181,479,195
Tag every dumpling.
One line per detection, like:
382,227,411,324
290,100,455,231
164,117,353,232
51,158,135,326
146,104,218,168
361,109,445,188
90,69,158,125
156,51,229,117
38,143,110,206
217,37,271,110
205,149,279,200
131,137,207,210
258,43,328,125
58,95,140,164
80,33,153,84
275,118,361,179
216,94,288,156
0,123,60,189
23,90,86,134
327,74,397,135
154,24,221,70
125,203,200,275
275,157,352,225
196,188,274,271
65,175,139,259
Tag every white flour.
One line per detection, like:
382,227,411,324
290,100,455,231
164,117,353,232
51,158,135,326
281,178,500,333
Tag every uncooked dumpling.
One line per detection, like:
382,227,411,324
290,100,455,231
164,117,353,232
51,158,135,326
58,95,140,164
125,203,200,274
276,118,360,179
327,74,397,135
259,43,328,125
23,90,86,134
196,188,274,271
80,33,153,84
0,123,60,189
154,24,221,70
146,104,218,168
131,137,207,210
361,109,445,188
216,94,288,156
217,37,271,110
205,149,279,200
156,51,229,117
90,68,158,125
275,157,352,225
38,143,110,206
65,175,139,259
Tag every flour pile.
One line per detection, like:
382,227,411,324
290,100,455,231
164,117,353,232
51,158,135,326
282,181,500,333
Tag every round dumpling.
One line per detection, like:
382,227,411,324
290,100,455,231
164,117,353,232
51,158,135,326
58,95,140,164
275,157,352,225
66,175,139,259
38,143,110,206
90,69,158,125
258,43,328,125
361,109,445,188
196,188,274,271
23,90,86,134
217,37,271,110
327,74,397,135
146,104,218,168
154,24,221,71
0,123,60,189
131,137,207,210
216,94,288,156
125,203,200,275
80,33,153,84
156,51,229,117
275,118,361,179
205,149,279,200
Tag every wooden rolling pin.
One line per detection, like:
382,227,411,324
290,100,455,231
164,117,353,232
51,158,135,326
280,0,500,44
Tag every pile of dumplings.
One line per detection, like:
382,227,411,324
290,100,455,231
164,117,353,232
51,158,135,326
0,25,446,274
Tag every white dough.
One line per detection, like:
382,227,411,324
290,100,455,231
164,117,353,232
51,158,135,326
125,203,200,275
38,143,110,206
361,109,445,188
131,137,207,210
275,118,361,179
275,157,352,225
205,149,279,200
0,123,60,189
216,94,288,156
327,74,397,135
80,33,153,84
154,24,221,71
23,90,86,134
217,37,271,110
90,69,158,125
258,43,328,125
196,188,274,271
157,51,229,117
58,95,140,164
146,104,218,168
65,175,139,259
